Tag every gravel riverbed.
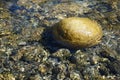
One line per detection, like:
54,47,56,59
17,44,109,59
0,0,120,80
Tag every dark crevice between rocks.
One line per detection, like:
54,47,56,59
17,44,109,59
107,60,120,75
51,67,61,79
99,66,109,76
99,50,117,62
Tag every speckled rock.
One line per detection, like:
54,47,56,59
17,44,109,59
29,74,42,80
53,17,103,48
0,9,10,19
52,49,71,61
0,73,15,80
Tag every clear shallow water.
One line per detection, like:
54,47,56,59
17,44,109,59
0,0,120,80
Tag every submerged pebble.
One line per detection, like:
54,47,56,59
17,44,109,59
52,17,103,48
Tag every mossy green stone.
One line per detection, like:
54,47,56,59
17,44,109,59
53,17,103,48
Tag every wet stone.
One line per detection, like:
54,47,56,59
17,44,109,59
69,71,81,80
18,41,27,46
0,73,15,80
52,49,71,60
38,64,47,74
89,55,100,65
0,9,11,19
52,17,103,48
73,50,89,65
29,74,42,80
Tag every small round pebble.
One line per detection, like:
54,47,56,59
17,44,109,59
52,17,103,48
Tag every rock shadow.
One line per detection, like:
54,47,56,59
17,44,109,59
41,27,77,53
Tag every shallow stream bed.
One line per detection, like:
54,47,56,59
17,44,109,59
0,0,120,80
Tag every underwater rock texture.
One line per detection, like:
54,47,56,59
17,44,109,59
0,0,120,80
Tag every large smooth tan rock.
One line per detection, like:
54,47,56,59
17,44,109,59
52,17,103,48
